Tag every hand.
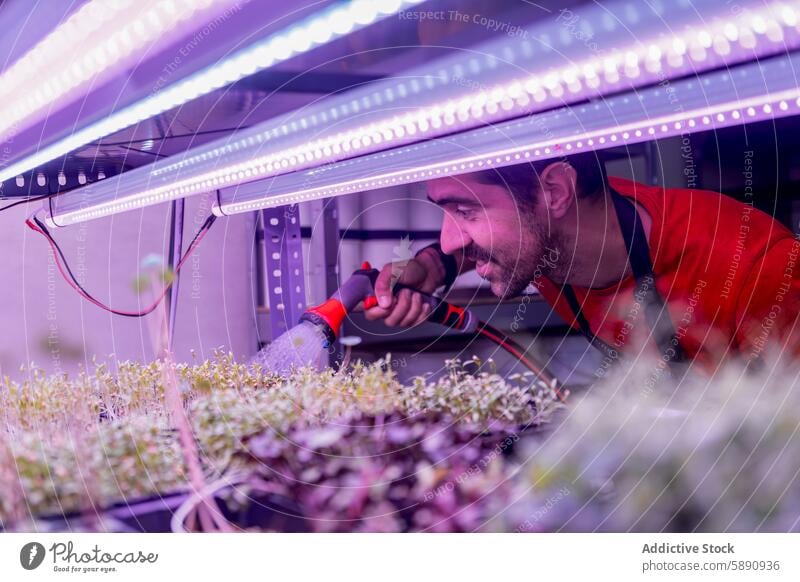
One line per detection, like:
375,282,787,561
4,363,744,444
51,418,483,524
363,249,445,328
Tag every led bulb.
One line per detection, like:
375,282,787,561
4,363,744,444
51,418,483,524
288,28,311,53
766,21,784,42
329,8,354,34
752,15,767,34
672,37,687,55
308,21,333,44
739,28,757,49
351,0,378,25
689,45,708,62
377,0,403,14
781,6,798,27
713,37,731,56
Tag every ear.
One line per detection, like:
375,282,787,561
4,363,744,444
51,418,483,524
539,162,577,219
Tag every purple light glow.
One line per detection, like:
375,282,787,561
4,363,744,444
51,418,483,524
0,0,243,143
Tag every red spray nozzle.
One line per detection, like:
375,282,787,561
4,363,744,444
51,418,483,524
302,299,348,343
300,263,381,341
301,263,478,341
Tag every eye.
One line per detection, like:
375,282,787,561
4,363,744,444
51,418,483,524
453,205,475,220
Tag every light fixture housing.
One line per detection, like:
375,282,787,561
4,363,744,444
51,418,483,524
211,50,800,214
42,0,800,226
2,0,426,187
0,0,244,146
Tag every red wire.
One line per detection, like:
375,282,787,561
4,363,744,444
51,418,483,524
477,325,568,403
25,216,213,318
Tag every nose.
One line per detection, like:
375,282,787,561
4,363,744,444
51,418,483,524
440,212,472,255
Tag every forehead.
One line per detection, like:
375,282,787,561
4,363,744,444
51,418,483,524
426,173,511,205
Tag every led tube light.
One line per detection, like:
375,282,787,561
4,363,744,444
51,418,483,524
43,0,800,226
211,51,800,214
0,0,243,145
1,0,426,186
142,0,800,188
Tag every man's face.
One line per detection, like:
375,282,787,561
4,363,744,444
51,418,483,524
427,172,564,298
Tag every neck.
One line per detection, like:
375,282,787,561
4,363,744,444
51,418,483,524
551,190,651,289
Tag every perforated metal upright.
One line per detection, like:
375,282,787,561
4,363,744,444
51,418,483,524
306,198,340,306
307,198,341,365
262,204,306,340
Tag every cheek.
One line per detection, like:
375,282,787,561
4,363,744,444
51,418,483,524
468,217,504,251
484,215,526,248
465,223,486,249
468,207,534,255
493,217,544,265
477,227,521,263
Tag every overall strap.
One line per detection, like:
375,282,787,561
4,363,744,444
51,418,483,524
562,186,685,366
562,285,618,359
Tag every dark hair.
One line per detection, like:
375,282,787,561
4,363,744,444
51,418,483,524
472,151,607,206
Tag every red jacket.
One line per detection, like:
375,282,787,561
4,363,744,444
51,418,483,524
534,177,800,365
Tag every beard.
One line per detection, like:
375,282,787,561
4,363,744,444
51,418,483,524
465,226,564,299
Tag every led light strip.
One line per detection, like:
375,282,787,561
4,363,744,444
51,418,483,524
42,0,800,225
1,0,426,186
149,0,800,183
0,0,241,143
210,52,800,214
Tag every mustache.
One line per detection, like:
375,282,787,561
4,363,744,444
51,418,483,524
464,244,494,264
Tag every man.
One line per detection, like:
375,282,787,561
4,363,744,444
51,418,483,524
364,153,800,367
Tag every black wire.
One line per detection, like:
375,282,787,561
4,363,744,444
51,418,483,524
33,214,84,292
0,193,55,213
2,184,92,214
31,213,217,318
87,127,249,147
120,145,168,158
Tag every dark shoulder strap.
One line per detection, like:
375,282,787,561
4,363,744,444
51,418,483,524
562,284,619,360
611,188,686,366
560,186,685,367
